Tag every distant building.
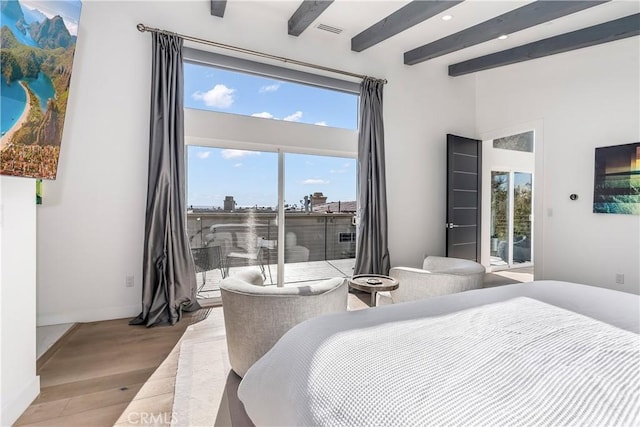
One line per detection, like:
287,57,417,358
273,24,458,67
313,200,357,213
311,192,327,206
223,196,236,211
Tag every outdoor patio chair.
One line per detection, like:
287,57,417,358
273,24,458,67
225,237,274,283
191,245,226,292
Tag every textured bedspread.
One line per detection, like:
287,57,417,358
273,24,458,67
238,297,640,426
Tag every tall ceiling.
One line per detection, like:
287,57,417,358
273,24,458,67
210,0,639,76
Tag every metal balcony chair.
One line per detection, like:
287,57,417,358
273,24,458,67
225,237,274,284
191,245,226,293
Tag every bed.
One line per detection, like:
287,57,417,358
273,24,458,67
237,280,640,426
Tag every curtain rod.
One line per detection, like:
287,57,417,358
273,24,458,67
136,23,387,84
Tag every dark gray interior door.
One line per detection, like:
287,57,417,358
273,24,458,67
446,134,481,261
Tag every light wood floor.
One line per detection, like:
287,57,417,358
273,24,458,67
116,293,370,427
15,313,198,427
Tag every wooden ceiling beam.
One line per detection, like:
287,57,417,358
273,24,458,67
211,1,227,18
405,0,610,65
449,13,640,76
288,1,334,37
351,0,464,52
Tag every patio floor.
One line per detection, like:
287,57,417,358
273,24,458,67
196,258,356,299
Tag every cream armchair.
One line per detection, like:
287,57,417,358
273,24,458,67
379,256,486,305
220,273,348,377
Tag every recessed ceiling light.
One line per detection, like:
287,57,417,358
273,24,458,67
441,15,453,21
498,34,508,40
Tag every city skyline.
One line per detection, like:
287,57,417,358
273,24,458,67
188,147,357,209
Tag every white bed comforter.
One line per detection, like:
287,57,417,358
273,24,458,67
239,295,640,426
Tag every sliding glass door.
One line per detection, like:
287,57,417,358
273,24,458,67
512,172,533,264
187,147,279,293
490,170,533,268
187,146,356,295
282,153,356,285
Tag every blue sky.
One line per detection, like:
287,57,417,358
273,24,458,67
184,63,358,208
187,148,357,209
183,63,357,128
20,0,82,35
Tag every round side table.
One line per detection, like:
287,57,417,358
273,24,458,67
348,274,399,307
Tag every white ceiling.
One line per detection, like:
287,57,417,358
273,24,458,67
222,0,640,69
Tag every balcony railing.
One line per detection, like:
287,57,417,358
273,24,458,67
187,211,356,296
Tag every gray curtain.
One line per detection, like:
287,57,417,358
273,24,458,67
130,32,200,327
354,78,391,275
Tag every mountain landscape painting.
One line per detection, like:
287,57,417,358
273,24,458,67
0,0,81,179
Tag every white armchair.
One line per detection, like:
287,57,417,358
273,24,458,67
220,273,348,377
379,256,486,305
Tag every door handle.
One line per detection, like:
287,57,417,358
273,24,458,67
446,223,460,229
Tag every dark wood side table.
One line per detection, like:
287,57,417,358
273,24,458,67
348,274,399,307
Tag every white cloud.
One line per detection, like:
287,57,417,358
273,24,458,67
330,163,352,174
221,149,259,160
259,83,280,93
234,163,243,168
284,111,303,122
64,20,78,36
196,151,211,159
192,84,236,108
251,112,275,119
302,179,330,185
314,121,328,126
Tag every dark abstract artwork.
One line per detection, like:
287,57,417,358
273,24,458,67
593,142,640,215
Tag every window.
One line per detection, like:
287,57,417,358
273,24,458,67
493,131,534,153
184,51,358,296
339,232,356,243
187,147,356,290
183,62,358,130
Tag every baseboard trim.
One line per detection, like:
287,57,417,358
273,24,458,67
1,375,40,426
37,323,80,371
37,305,140,326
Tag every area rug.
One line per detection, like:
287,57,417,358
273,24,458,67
171,307,254,426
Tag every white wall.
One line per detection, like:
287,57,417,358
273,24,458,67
0,177,39,425
476,37,640,294
36,1,476,324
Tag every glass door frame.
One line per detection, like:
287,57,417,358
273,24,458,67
275,149,361,286
186,141,357,288
276,150,285,286
479,121,542,279
489,168,534,271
